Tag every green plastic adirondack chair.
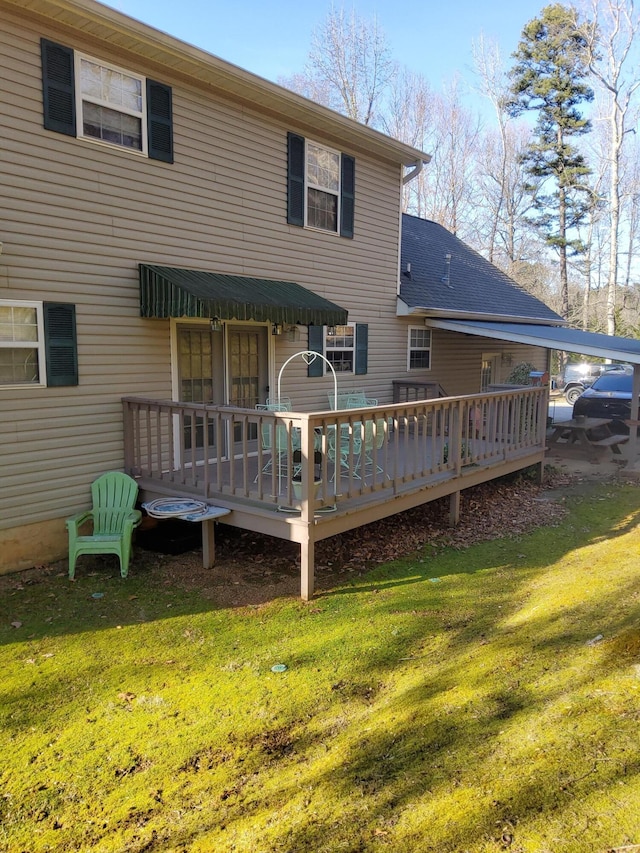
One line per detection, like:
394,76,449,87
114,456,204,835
66,472,142,579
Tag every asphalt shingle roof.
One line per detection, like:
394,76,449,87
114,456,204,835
399,214,563,323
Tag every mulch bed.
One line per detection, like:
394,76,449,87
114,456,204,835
0,465,604,607
115,467,578,605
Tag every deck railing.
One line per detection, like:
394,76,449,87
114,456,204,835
122,387,548,514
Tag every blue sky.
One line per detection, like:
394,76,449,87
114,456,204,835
106,0,547,96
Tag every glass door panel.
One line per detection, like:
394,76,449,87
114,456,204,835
178,325,224,460
228,326,268,448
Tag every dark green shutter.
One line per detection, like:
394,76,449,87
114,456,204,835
41,39,76,137
340,154,355,238
307,325,324,377
44,302,78,386
287,132,305,226
147,80,173,163
355,323,368,375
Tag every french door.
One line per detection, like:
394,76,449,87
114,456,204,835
177,323,268,459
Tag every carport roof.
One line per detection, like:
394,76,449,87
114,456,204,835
424,319,640,365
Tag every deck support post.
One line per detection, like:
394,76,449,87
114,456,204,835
202,519,215,568
449,490,461,527
301,538,315,601
534,460,544,484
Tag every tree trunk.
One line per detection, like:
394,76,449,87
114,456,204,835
606,101,622,336
559,185,570,321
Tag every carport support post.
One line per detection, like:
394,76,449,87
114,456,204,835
626,365,640,473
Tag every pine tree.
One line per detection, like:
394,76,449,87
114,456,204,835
508,3,594,321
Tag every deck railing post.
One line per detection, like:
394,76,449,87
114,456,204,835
122,400,134,474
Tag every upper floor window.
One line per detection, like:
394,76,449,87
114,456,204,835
287,133,355,238
77,55,146,153
408,327,431,370
306,143,340,232
41,39,173,163
0,300,78,389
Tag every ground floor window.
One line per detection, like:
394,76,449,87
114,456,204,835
325,324,355,373
408,327,431,370
0,300,45,387
307,322,367,377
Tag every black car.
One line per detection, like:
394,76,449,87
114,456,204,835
572,369,634,433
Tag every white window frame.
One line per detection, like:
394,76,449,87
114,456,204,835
0,299,46,389
324,323,356,374
407,326,432,371
305,140,341,233
74,52,148,156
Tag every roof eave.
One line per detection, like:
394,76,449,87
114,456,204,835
5,0,431,167
397,301,567,326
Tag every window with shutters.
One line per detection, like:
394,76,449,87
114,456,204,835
76,54,146,154
287,133,355,237
308,323,367,376
0,300,78,388
325,324,355,372
306,142,340,232
0,301,46,387
41,40,173,163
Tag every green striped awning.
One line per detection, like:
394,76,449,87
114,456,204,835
139,264,348,327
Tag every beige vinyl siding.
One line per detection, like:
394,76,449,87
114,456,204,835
399,329,548,397
0,11,408,566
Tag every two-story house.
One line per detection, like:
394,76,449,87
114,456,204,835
1,0,574,597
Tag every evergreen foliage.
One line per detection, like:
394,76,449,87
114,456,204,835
508,4,595,320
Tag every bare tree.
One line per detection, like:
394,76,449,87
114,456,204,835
472,36,511,262
279,7,394,126
380,66,435,215
621,137,640,289
584,0,640,335
477,125,541,268
472,36,538,270
420,78,482,238
381,69,481,236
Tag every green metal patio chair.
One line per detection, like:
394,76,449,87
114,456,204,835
255,403,301,481
66,472,142,579
362,417,389,478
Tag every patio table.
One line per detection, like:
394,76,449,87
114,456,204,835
547,417,628,462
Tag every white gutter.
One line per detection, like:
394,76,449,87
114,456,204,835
402,159,426,185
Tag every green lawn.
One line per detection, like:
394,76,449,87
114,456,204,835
2,482,640,853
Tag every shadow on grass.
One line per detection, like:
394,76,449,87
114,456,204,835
2,481,640,852
137,538,640,853
1,481,638,650
323,481,640,600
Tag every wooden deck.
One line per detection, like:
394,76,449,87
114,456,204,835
123,388,548,598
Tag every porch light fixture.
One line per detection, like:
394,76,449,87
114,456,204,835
210,317,222,332
272,323,283,336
